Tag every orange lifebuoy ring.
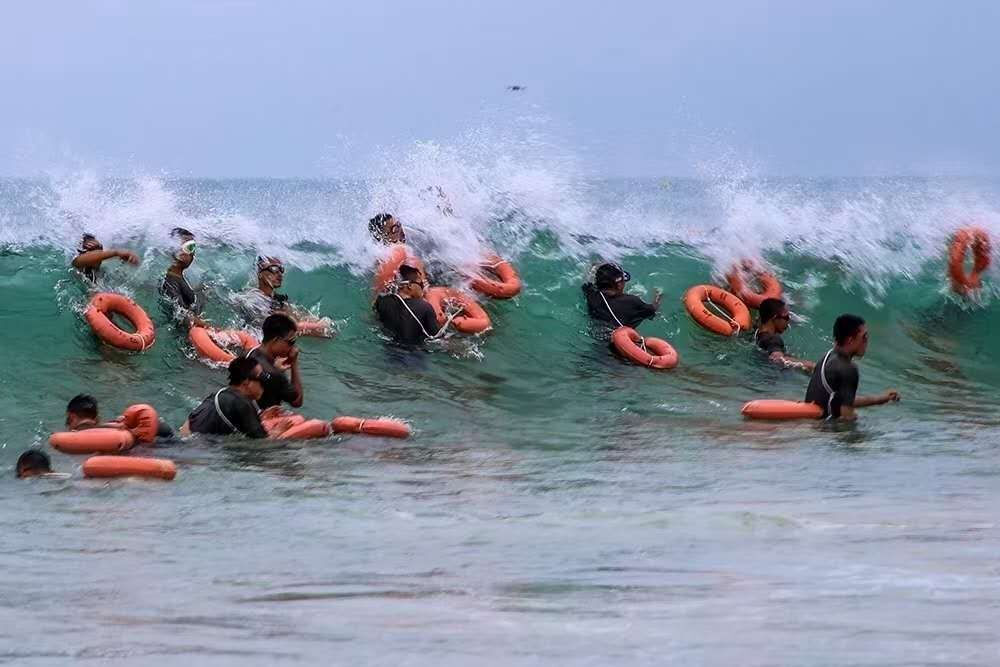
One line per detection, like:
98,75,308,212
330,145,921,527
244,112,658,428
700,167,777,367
277,419,331,440
726,262,783,309
84,292,156,352
189,327,258,364
50,428,135,455
119,404,160,443
948,227,991,294
683,285,751,336
470,254,522,299
741,400,823,420
373,244,424,294
425,287,491,334
83,455,176,480
610,326,678,369
331,416,411,439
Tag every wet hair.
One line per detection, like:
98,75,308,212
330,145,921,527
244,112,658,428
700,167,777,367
398,264,423,283
16,450,52,477
170,227,194,240
66,394,98,419
228,356,260,385
833,314,866,345
261,313,297,342
594,263,627,288
368,213,394,241
759,298,787,324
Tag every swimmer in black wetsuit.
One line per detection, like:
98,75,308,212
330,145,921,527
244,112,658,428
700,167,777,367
373,264,455,345
71,233,140,282
243,314,303,410
159,228,206,327
754,298,815,373
804,313,900,420
582,262,662,329
184,357,268,438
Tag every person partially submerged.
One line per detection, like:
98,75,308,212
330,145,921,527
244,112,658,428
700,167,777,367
754,298,815,373
184,356,268,439
64,393,174,439
804,313,900,420
16,450,54,478
71,233,140,282
159,227,205,327
243,314,303,410
373,264,455,345
582,262,662,329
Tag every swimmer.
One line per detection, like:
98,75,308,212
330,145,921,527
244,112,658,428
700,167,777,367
183,356,268,438
369,213,406,245
71,233,140,282
804,314,900,420
243,314,303,410
16,450,54,478
159,228,205,327
582,262,662,329
65,394,174,439
374,264,456,345
754,298,815,373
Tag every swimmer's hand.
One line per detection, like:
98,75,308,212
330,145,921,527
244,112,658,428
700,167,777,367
653,289,663,309
882,390,901,403
116,250,140,265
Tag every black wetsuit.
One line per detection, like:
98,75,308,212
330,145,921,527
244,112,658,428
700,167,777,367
804,349,859,418
755,331,786,356
582,284,657,329
160,273,201,313
188,387,267,438
245,347,298,410
374,294,440,345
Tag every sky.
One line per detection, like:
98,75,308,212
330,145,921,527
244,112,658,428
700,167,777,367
1,0,998,178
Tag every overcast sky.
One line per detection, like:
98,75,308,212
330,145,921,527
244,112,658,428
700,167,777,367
1,0,998,177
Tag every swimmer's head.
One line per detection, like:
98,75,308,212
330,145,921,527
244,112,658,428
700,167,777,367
257,256,285,289
228,356,264,402
834,314,868,357
261,313,298,356
594,263,630,290
369,213,405,245
171,229,196,268
65,394,99,430
397,264,427,298
78,234,103,253
16,450,52,478
759,298,791,333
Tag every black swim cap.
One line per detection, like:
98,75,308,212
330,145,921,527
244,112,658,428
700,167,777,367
595,263,630,288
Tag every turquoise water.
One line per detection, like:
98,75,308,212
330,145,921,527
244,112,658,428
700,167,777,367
1,175,998,664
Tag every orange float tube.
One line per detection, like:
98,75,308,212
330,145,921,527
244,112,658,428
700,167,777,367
119,404,160,443
83,455,176,480
948,227,991,294
50,428,135,455
610,326,678,369
373,244,425,294
726,262,783,309
683,285,752,336
425,287,491,334
470,254,522,299
84,292,156,352
741,400,823,420
189,327,258,364
331,416,411,439
277,419,332,440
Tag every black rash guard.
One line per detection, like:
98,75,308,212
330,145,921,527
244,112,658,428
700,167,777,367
582,284,657,329
160,273,201,313
755,331,786,356
245,347,298,410
804,349,859,418
188,387,267,438
374,294,440,345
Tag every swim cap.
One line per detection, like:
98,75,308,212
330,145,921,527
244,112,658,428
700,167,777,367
595,263,630,288
257,256,283,272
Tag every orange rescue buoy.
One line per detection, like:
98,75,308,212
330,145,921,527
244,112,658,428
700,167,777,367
726,262,783,309
373,244,425,294
469,254,522,299
189,327,258,364
50,428,135,455
610,326,678,369
119,403,160,443
948,227,991,294
683,285,751,336
741,400,823,420
425,287,491,334
84,292,156,352
331,416,411,439
277,419,332,440
83,455,176,480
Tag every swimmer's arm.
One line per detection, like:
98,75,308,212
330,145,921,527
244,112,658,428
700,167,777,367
853,391,900,408
72,249,140,268
286,347,304,408
652,289,663,310
429,310,459,339
769,351,815,374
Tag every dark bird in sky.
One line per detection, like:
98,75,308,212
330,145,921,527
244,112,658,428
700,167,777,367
506,85,525,92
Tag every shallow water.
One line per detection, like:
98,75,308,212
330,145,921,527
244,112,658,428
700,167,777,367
1,175,998,665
